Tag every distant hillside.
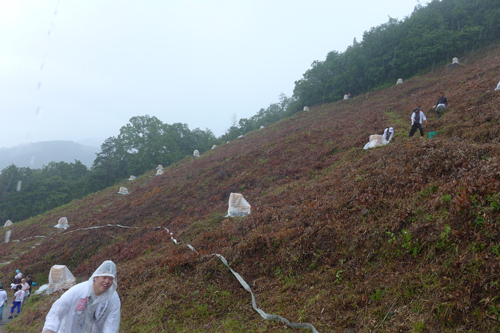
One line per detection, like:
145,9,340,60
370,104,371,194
0,141,99,170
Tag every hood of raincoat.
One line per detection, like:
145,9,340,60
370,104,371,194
88,260,118,305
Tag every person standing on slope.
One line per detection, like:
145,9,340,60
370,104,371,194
0,283,8,320
409,107,427,137
42,260,121,333
434,92,448,119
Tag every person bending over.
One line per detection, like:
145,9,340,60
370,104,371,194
42,260,121,333
435,92,448,119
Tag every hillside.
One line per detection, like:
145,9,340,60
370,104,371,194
1,44,500,332
0,141,99,170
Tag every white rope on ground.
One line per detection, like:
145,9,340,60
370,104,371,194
215,254,320,333
161,228,320,332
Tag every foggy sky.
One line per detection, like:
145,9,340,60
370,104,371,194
1,0,421,149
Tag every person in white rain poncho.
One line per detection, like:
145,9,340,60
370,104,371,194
43,261,120,333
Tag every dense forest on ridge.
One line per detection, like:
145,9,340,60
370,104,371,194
292,0,500,108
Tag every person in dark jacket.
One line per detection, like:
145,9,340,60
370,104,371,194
435,92,448,119
409,107,427,137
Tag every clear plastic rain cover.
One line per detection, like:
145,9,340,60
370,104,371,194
363,134,389,150
46,265,76,294
118,187,129,195
54,217,69,229
227,193,251,217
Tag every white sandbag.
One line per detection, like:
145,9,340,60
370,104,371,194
156,164,164,170
343,94,348,100
397,78,403,85
118,187,129,195
495,81,500,91
212,145,217,149
227,193,251,217
46,265,76,294
54,217,69,230
303,106,309,111
452,57,459,64
4,220,12,227
193,150,200,157
156,169,164,176
128,175,137,180
363,134,389,150
260,126,265,129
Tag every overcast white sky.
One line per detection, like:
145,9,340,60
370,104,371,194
1,0,422,149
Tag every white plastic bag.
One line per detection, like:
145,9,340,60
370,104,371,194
54,217,69,229
118,187,129,195
227,193,251,217
46,265,76,294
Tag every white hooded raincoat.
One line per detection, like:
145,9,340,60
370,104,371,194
43,261,120,333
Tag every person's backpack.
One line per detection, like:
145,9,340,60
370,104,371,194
414,111,420,124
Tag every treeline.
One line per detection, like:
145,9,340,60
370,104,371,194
0,98,296,223
0,115,219,222
293,0,500,107
0,161,90,222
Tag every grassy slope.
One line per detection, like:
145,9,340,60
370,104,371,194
1,45,500,332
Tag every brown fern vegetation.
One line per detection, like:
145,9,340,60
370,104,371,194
1,45,500,332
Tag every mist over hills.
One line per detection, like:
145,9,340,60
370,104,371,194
0,140,99,170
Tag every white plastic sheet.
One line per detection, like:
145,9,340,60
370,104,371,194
128,175,137,181
303,106,309,111
227,193,251,217
193,150,200,157
495,81,500,91
4,230,11,243
397,78,403,85
156,164,164,170
35,284,50,294
118,187,129,195
156,169,164,176
4,220,13,227
212,145,217,150
363,134,389,150
452,57,459,64
54,217,69,230
46,265,76,294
